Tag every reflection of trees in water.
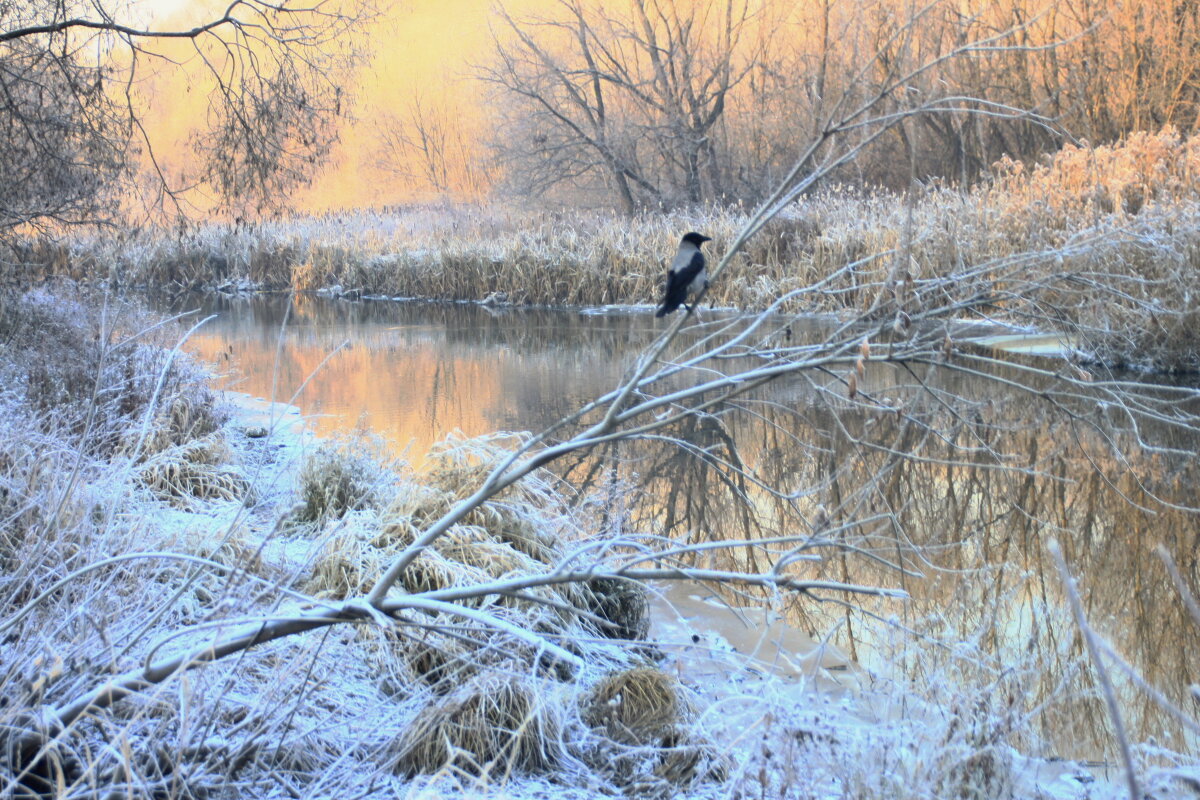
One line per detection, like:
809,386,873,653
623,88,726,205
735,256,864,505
563,362,1200,759
172,294,661,447
179,293,665,356
172,293,1198,758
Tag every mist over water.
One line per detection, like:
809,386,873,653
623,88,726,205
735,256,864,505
172,292,1200,760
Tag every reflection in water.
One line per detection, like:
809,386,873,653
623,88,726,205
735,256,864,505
172,293,1199,761
180,294,649,453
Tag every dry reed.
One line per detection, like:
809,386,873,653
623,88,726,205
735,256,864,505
295,434,394,523
136,433,252,507
391,676,562,776
23,129,1200,370
581,667,687,747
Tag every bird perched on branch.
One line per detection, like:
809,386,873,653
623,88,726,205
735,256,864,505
655,232,712,317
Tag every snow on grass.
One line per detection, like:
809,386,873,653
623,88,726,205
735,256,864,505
1,287,1196,798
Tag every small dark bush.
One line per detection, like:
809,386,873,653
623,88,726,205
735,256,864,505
296,435,390,523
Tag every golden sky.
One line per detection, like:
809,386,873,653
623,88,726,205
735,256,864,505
134,0,537,211
301,0,508,209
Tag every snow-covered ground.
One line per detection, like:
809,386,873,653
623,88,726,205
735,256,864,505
3,285,1196,799
122,391,1195,799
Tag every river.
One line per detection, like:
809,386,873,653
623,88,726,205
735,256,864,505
170,292,1200,761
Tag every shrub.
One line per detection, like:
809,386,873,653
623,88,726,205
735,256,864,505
295,434,392,523
0,286,224,459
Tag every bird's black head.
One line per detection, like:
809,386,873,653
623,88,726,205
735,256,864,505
681,232,712,247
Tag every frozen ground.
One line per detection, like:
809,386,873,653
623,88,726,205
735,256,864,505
110,390,1195,800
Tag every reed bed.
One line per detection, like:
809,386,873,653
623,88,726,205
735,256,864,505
19,128,1200,369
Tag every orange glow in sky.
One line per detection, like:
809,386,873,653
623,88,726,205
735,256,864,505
297,0,510,210
134,0,543,212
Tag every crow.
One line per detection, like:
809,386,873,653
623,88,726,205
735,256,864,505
655,232,712,317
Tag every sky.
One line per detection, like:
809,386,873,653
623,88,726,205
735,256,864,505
133,0,534,210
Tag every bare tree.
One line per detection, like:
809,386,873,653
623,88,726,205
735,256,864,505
482,0,1072,209
368,0,1200,212
0,0,373,242
374,89,494,198
483,0,762,211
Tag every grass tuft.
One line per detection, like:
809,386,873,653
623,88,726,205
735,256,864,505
391,675,562,777
584,577,650,641
582,667,687,747
295,433,393,523
136,433,252,507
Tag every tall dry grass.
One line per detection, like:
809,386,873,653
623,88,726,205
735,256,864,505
3,288,1197,797
0,288,254,796
15,128,1200,369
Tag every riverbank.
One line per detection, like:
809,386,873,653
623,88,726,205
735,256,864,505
5,288,1189,798
14,129,1200,372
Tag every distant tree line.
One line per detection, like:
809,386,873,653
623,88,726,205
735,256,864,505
9,0,1200,228
442,0,1200,211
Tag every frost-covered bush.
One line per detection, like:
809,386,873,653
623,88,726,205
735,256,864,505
0,286,225,458
0,287,229,576
295,433,393,523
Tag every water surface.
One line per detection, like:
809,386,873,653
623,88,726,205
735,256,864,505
173,293,1200,760
184,295,660,453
